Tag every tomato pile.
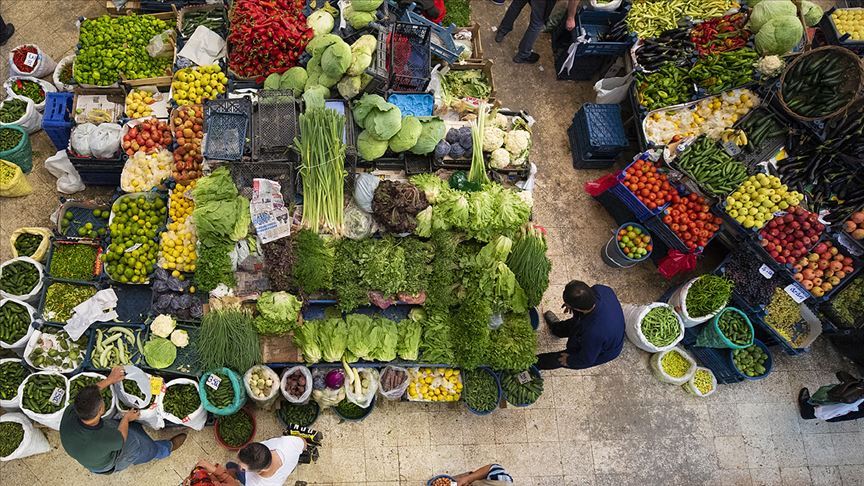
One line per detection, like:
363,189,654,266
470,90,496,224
662,193,722,251
123,118,172,155
622,159,676,211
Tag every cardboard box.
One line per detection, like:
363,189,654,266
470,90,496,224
73,87,126,124
455,23,484,62
444,59,497,104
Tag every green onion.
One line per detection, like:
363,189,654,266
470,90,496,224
296,107,347,235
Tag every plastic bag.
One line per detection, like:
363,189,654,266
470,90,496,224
18,371,69,430
113,365,165,429
244,365,281,409
682,367,717,397
0,159,31,198
378,366,410,400
147,30,176,58
0,413,51,461
199,367,247,416
649,347,696,385
310,368,345,409
667,277,720,327
70,372,116,419
44,151,85,194
280,366,313,404
622,302,684,353
0,358,27,410
87,123,122,159
157,378,207,430
70,123,96,156
695,307,752,349
8,44,57,78
594,74,633,104
0,97,42,134
343,204,376,240
3,76,57,112
589,0,622,10
345,367,379,408
9,227,51,261
658,250,697,280
584,172,619,197
53,54,76,92
0,298,35,353
354,173,379,213
0,257,44,303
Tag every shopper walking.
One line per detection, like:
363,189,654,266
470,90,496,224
494,0,559,63
236,436,307,486
452,463,514,485
0,15,15,46
536,280,625,370
798,371,864,422
59,366,187,474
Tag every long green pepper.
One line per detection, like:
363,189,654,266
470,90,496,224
640,306,681,347
685,275,733,318
462,369,498,413
163,383,200,418
49,243,99,281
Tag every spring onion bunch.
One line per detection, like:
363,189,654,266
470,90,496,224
468,103,490,186
296,107,347,234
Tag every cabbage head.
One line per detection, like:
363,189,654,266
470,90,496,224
357,130,389,161
410,117,446,155
337,75,362,100
307,34,341,57
143,337,177,369
307,10,335,36
800,1,823,27
750,1,797,33
352,0,383,13
755,16,803,55
280,67,307,97
322,39,352,78
353,94,402,140
388,116,422,153
264,73,281,90
346,8,375,29
303,85,330,110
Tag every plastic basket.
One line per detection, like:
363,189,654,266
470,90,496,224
229,161,296,204
203,97,252,160
111,284,154,323
45,238,103,283
67,149,125,187
333,396,375,422
387,91,434,117
404,153,432,175
85,323,146,372
609,159,669,222
573,8,634,56
256,91,299,156
42,92,74,151
275,398,320,428
728,339,773,381
55,200,111,237
463,367,501,416
389,22,432,92
572,103,629,158
819,7,864,54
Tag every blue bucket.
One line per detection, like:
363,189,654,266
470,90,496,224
463,367,502,416
729,339,773,381
529,307,540,330
601,223,652,268
428,475,456,486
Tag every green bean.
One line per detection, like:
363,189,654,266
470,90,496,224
49,243,99,281
640,306,681,347
685,275,734,318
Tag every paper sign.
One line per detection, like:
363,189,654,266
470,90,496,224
206,373,222,390
758,264,774,279
516,371,532,384
150,376,164,396
784,283,808,304
49,387,65,406
124,243,143,253
722,140,742,156
250,178,291,244
24,52,38,67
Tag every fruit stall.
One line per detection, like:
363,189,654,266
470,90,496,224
0,0,546,462
573,0,864,391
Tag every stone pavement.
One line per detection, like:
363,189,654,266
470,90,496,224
0,1,861,485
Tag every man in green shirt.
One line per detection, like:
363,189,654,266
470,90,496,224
59,367,187,474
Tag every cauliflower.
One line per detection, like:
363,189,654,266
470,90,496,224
504,129,531,157
756,55,785,77
150,314,176,338
492,112,511,130
489,148,511,168
170,329,189,348
482,126,505,152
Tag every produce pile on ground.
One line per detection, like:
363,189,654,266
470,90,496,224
689,368,715,395
500,368,543,405
407,367,461,402
0,421,24,457
13,233,43,259
717,309,751,346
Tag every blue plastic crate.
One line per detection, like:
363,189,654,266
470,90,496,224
573,8,634,57
387,92,434,117
42,92,74,151
680,325,744,385
608,182,666,223
568,124,615,169
572,103,629,158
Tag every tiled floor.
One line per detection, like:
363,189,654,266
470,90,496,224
1,1,862,485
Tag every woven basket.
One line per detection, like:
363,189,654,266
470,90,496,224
778,46,864,122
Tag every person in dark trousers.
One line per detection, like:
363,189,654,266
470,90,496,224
0,15,15,46
798,371,864,422
536,280,625,370
59,366,187,474
494,0,559,63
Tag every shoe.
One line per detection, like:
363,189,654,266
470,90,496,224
490,0,505,5
513,52,540,64
495,30,507,43
544,311,560,325
836,371,856,383
170,433,188,451
0,24,14,47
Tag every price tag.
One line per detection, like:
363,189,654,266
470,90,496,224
758,264,774,279
150,376,164,396
49,387,65,406
784,283,808,304
206,373,222,390
722,140,742,156
516,371,532,384
24,52,38,67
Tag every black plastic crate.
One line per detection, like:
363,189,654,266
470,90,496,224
679,326,744,385
553,51,613,81
45,238,104,283
37,279,102,325
404,154,432,174
204,97,253,161
55,201,112,237
389,22,432,91
819,7,864,54
139,0,206,12
139,323,202,376
572,104,629,158
572,8,634,57
568,124,616,169
255,90,299,157
111,284,154,323
229,161,297,204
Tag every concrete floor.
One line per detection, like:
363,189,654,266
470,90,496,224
1,1,862,485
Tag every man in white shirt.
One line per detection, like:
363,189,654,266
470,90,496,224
237,436,306,486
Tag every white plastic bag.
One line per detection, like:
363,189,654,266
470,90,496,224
70,123,97,156
281,366,313,404
594,74,633,104
112,365,165,430
157,378,207,431
87,123,122,159
815,398,864,420
244,365,280,408
8,45,57,78
588,0,622,11
649,347,697,385
623,302,684,353
0,96,42,134
0,413,51,461
146,30,176,59
345,367,379,408
667,278,721,327
0,298,35,353
53,54,76,92
18,371,69,430
0,358,28,410
378,366,410,401
0,257,44,304
3,76,57,112
70,372,116,419
682,367,717,397
23,328,86,373
44,151,85,194
354,173,379,213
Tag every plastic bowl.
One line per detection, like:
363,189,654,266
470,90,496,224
428,475,457,486
214,407,256,451
729,339,773,381
501,365,543,407
333,396,375,422
276,399,320,428
464,367,502,416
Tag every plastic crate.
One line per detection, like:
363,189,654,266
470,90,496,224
42,92,74,151
609,159,670,222
85,323,146,372
139,0,205,12
204,97,252,160
397,5,464,63
37,279,101,325
30,322,92,375
45,238,103,283
389,22,432,92
553,51,614,81
572,103,629,159
139,323,201,376
55,200,111,237
679,326,744,385
111,284,154,323
573,8,634,56
404,153,432,175
255,91,299,157
387,91,434,117
229,161,297,205
644,213,690,253
819,7,864,54
732,107,787,168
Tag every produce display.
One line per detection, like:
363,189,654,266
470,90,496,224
49,242,99,281
750,0,809,56
662,192,722,251
92,326,142,369
764,288,807,346
372,181,429,233
500,368,543,406
60,209,109,237
41,282,97,322
791,241,856,298
198,310,260,372
831,8,864,41
826,275,863,328
481,112,531,169
644,89,758,145
725,174,803,230
282,369,307,399
124,89,158,119
253,292,302,336
640,306,681,348
634,27,694,72
736,109,785,155
690,12,750,56
9,79,45,105
0,422,24,458
732,345,769,377
120,149,173,192
462,369,498,413
150,269,203,321
333,399,369,420
205,372,234,408
441,69,492,101
0,300,31,344
181,6,227,37
635,63,694,111
716,310,751,346
171,65,227,106
227,0,313,78
689,49,758,94
660,349,691,378
379,367,407,395
58,61,75,86
297,107,347,234
171,106,205,181
758,207,824,266
685,275,733,318
10,45,41,74
27,329,87,370
0,98,27,123
430,478,454,486
0,360,29,401
406,367,461,402
160,181,198,274
122,379,144,402
722,248,784,308
844,211,864,242
781,51,858,118
123,118,171,155
104,194,167,283
675,136,748,197
689,368,715,395
216,410,254,447
506,226,551,307
626,0,733,38
276,399,319,427
21,374,66,414
13,233,43,258
69,374,112,411
163,383,200,418
0,260,39,296
0,127,23,152
621,159,675,211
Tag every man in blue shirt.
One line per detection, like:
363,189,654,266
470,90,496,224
536,280,625,370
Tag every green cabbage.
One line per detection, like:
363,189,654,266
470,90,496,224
322,39,352,78
143,337,177,369
303,85,330,110
307,34,341,57
280,67,307,97
409,118,446,155
750,1,797,33
337,75,362,100
389,116,422,153
352,0,383,13
357,130,389,161
800,1,823,27
353,93,402,140
755,16,804,55
307,10,335,36
264,73,281,90
346,8,375,29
